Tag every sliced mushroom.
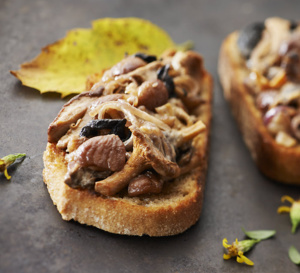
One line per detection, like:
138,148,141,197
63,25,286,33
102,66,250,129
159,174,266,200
94,113,205,196
48,89,113,143
48,92,96,143
64,162,111,189
55,94,125,151
249,17,291,73
237,21,265,59
102,56,147,81
171,51,204,80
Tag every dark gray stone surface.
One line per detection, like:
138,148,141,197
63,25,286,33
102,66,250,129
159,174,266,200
1,0,300,272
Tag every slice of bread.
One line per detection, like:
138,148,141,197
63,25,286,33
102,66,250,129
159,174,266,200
218,31,300,185
43,51,212,236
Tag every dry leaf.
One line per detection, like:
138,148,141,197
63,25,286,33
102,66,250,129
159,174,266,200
11,18,179,97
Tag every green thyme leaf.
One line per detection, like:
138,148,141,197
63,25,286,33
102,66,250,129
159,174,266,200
289,246,300,265
290,202,300,234
241,227,276,240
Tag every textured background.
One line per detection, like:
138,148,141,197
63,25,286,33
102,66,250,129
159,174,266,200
1,0,300,272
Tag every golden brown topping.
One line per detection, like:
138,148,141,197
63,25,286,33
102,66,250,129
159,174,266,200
49,50,207,195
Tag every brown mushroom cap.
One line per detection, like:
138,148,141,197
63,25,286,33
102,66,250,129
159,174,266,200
137,79,169,111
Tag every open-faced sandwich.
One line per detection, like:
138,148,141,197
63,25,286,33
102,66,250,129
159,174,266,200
43,50,212,236
219,17,300,185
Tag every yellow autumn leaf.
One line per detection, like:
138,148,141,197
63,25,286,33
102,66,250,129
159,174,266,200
11,17,182,98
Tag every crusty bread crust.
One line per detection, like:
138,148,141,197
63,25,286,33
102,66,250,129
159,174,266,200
218,32,300,185
43,71,212,236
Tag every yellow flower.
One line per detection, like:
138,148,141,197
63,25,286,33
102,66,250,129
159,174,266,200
0,153,26,180
278,195,300,234
223,238,258,266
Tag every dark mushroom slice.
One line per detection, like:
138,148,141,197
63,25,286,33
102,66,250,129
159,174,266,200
237,21,265,59
157,64,176,97
134,52,157,63
80,119,131,141
290,20,298,31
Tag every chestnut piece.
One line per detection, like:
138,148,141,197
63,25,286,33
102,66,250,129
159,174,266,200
128,171,163,196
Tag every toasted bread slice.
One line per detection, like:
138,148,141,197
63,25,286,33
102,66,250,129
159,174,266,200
43,51,212,236
218,29,300,185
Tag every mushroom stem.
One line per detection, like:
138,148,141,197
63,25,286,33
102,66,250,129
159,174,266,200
176,120,206,146
95,148,149,196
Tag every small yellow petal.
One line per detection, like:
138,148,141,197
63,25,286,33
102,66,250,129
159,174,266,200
223,238,230,248
281,195,295,204
237,251,254,266
223,254,231,260
236,256,244,264
4,169,11,180
241,256,254,266
277,206,291,214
